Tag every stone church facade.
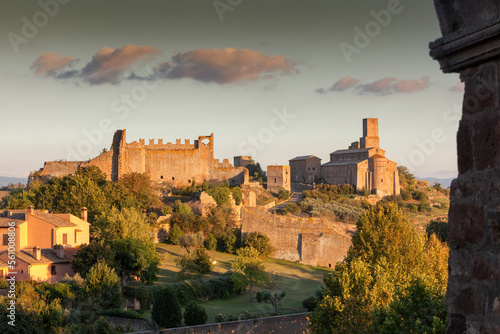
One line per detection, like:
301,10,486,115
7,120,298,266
289,118,399,197
32,130,248,187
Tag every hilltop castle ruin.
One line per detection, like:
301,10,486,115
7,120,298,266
32,130,248,186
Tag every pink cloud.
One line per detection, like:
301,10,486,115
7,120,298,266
393,76,430,93
360,77,397,94
329,75,359,91
167,47,293,84
31,52,74,76
81,44,161,84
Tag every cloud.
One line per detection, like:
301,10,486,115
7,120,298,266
80,45,161,85
166,47,293,84
393,76,430,93
449,82,465,93
316,76,431,95
329,75,359,92
32,45,161,85
31,52,74,76
32,46,294,86
359,77,397,94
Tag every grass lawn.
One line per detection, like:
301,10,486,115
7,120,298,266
152,243,332,323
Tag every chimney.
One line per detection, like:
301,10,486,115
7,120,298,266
27,205,34,215
81,207,88,222
53,244,64,259
33,246,41,261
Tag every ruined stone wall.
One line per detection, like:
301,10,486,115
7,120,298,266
241,207,352,267
33,130,247,187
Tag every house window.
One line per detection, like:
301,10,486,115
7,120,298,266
2,234,8,246
160,175,163,179
172,177,175,181
381,179,384,182
51,265,56,275
274,178,277,183
312,167,315,171
74,230,77,243
63,233,68,245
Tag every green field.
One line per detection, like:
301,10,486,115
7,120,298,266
153,243,332,323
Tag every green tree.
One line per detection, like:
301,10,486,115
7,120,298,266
85,260,122,309
174,200,192,215
231,247,269,302
93,206,152,242
277,188,290,200
309,204,449,334
175,246,214,279
71,240,115,278
398,165,415,188
168,224,183,245
372,278,446,334
183,302,208,326
205,233,217,250
246,163,266,179
152,287,182,328
112,237,160,285
180,232,204,253
257,290,286,314
244,232,275,258
118,172,161,209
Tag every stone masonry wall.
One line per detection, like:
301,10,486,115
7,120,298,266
430,2,500,332
241,207,353,267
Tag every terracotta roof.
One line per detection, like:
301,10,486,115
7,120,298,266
12,248,77,265
322,159,368,167
0,216,26,227
2,209,77,227
0,259,8,268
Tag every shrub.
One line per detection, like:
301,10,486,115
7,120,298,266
302,295,318,312
175,246,214,280
219,232,237,254
183,302,208,326
168,224,183,245
231,187,243,205
359,187,370,197
205,233,217,250
174,200,192,215
426,219,448,242
401,189,412,201
85,260,122,309
215,311,263,322
413,190,428,202
277,188,290,200
244,232,275,258
99,309,146,320
276,203,301,215
418,201,431,212
152,287,182,328
410,204,418,212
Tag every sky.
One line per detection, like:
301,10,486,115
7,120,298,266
0,0,463,180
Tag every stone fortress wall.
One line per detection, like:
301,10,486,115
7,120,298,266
31,130,248,187
241,206,353,268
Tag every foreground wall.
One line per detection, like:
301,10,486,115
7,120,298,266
241,207,352,268
430,2,500,332
131,313,310,334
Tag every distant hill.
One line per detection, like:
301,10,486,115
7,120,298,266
417,177,455,189
0,176,27,188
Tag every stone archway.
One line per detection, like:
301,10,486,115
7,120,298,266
430,2,500,333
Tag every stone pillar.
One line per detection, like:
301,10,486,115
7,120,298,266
430,2,500,333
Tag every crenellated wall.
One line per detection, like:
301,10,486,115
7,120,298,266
32,130,248,187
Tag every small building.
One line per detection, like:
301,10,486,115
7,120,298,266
267,165,291,193
289,155,322,183
0,206,90,252
234,156,254,168
321,118,400,197
0,246,77,284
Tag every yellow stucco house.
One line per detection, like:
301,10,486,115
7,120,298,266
0,206,90,282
